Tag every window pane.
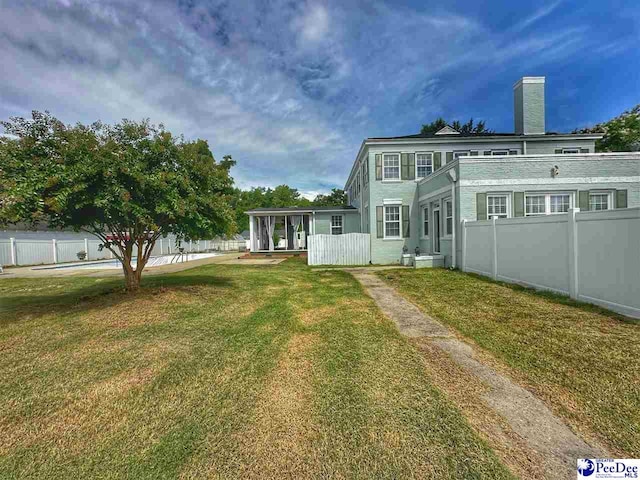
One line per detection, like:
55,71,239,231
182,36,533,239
589,194,609,211
526,195,545,215
416,153,433,177
423,208,429,236
385,206,400,237
487,195,508,218
550,194,570,213
383,154,400,179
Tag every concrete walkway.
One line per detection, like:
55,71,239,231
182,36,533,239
349,270,605,480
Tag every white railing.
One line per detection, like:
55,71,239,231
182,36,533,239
461,207,640,319
307,233,371,266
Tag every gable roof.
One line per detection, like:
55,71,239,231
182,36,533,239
435,125,460,135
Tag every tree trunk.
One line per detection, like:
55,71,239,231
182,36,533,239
121,253,140,292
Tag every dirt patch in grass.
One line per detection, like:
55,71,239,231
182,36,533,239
412,338,545,480
239,333,321,479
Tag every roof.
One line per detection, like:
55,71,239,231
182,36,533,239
246,206,356,214
366,131,601,140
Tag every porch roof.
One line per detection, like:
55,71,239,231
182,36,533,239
247,206,357,215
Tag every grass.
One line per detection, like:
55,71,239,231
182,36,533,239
0,259,514,479
377,268,640,457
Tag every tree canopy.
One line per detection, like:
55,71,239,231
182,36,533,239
0,111,235,290
574,104,640,152
420,117,492,135
312,188,347,207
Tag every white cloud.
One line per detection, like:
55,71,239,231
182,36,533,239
293,3,331,45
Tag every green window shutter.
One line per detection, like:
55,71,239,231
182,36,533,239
407,153,415,180
433,152,442,170
580,148,589,153
483,150,492,156
375,154,382,180
578,191,590,211
616,190,628,209
446,152,453,163
508,149,518,155
402,205,410,237
476,193,487,220
376,206,384,238
554,149,563,154
401,153,408,180
470,151,479,156
514,192,525,217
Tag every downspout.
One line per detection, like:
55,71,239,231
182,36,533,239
448,169,458,269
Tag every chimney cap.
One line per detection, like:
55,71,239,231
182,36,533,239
513,76,545,89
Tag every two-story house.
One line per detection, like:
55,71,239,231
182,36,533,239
248,76,640,264
344,76,640,265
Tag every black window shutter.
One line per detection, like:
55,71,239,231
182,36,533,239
470,151,479,156
375,154,382,180
476,193,487,220
407,153,415,180
555,149,563,154
616,190,628,209
402,205,410,237
578,191,590,211
376,206,384,238
433,152,442,170
514,192,525,217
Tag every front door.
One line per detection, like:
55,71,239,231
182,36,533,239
433,205,440,253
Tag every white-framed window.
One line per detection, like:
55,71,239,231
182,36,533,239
525,193,574,216
383,153,400,180
422,206,429,237
331,215,343,235
487,194,509,219
416,153,433,178
444,199,453,236
561,148,580,154
384,205,401,238
589,192,611,211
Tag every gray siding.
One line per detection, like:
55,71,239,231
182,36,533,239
314,212,360,235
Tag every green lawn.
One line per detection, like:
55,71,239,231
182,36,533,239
378,268,640,457
0,260,513,479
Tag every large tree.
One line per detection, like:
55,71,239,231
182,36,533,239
313,188,347,207
421,117,492,135
574,104,640,152
0,111,235,291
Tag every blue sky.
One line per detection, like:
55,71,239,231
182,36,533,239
1,0,638,197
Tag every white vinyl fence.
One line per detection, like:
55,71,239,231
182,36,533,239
307,233,371,266
0,233,246,267
461,207,640,319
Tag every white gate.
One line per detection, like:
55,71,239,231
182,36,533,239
307,233,370,266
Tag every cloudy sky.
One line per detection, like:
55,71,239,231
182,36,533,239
1,0,638,198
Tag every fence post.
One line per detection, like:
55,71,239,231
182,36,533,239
189,240,193,252
10,237,17,266
84,238,89,260
461,220,467,272
491,217,498,280
52,239,58,264
567,208,580,300
159,238,163,256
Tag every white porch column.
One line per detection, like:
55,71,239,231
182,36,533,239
249,215,255,252
285,215,288,250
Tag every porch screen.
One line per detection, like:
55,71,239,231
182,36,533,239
289,215,303,249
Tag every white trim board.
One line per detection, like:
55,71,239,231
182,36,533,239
460,176,640,186
418,185,454,203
